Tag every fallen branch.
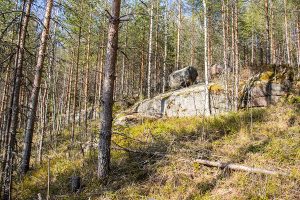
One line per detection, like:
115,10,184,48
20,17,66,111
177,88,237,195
194,159,288,176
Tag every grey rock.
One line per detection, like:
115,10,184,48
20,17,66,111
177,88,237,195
130,84,226,118
249,96,282,107
240,81,288,108
169,66,198,89
210,64,223,77
251,83,286,97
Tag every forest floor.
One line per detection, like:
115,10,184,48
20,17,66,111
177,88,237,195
15,97,300,200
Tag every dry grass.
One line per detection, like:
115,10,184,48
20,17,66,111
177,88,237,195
15,101,300,200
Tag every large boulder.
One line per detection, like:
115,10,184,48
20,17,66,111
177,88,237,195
169,66,198,89
129,83,226,118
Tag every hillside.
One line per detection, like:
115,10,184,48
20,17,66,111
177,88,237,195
15,97,300,199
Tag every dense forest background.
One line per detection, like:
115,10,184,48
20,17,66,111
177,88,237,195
0,0,299,199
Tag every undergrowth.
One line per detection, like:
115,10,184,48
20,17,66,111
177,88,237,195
15,101,300,200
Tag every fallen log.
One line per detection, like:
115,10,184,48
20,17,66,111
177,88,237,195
195,159,288,176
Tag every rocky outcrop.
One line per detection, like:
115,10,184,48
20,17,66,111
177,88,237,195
240,70,293,108
115,66,295,125
169,66,198,89
129,84,226,118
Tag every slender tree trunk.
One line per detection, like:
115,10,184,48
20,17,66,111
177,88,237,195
21,0,53,174
251,31,255,66
72,7,82,143
203,0,210,115
2,0,32,198
222,0,229,110
38,87,48,164
296,13,300,76
84,13,91,137
140,43,145,99
190,10,196,66
147,2,154,99
284,0,290,65
270,0,275,64
121,24,128,98
234,0,239,111
175,0,181,70
154,0,159,94
265,0,271,64
97,0,121,180
66,52,74,125
207,5,212,68
162,0,168,93
231,4,235,104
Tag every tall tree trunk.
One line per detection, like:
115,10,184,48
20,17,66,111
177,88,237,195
203,0,210,115
121,24,128,98
139,41,145,99
162,0,168,93
2,0,33,198
84,13,91,137
270,0,275,64
21,0,53,175
66,52,74,125
147,2,154,99
97,0,121,180
175,0,181,70
207,5,212,68
190,9,196,66
251,30,255,66
38,87,48,164
284,0,290,65
154,0,159,94
296,13,300,76
222,0,229,110
234,0,239,111
71,6,82,143
231,4,235,103
265,0,271,64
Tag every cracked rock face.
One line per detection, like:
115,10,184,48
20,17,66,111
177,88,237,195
241,83,287,107
240,69,293,108
131,84,226,118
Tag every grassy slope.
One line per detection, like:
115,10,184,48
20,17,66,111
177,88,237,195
15,101,300,200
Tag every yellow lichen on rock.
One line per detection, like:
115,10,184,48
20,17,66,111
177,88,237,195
209,83,224,94
259,71,274,82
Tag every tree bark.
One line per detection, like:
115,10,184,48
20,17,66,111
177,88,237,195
121,23,128,98
222,0,229,110
97,0,121,180
264,0,271,64
147,2,154,99
284,0,291,65
175,0,181,70
203,0,210,115
2,0,33,198
296,13,300,76
84,13,92,137
21,0,53,175
270,0,275,64
234,0,239,111
154,0,159,94
162,0,168,93
71,4,83,143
